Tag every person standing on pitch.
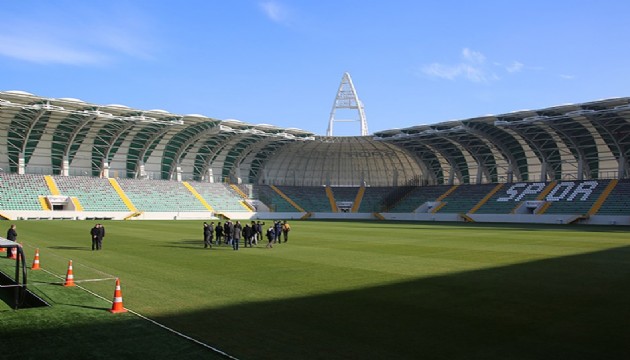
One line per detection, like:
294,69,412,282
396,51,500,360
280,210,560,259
282,220,291,243
265,225,275,249
232,221,242,250
6,224,17,258
273,220,282,244
203,222,212,248
97,223,105,250
243,223,253,247
215,222,223,246
90,223,100,251
224,221,232,245
255,220,265,244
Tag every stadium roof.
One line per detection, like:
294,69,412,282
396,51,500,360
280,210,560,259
375,98,630,184
1,90,629,185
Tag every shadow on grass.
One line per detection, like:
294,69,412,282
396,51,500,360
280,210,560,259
366,222,630,233
48,246,91,251
3,246,630,360
151,245,630,360
59,303,112,311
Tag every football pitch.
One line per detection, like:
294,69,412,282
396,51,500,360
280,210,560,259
1,220,630,359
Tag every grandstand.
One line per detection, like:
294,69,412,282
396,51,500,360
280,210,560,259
1,90,629,225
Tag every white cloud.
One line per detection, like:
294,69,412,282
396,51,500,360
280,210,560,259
506,61,524,73
420,48,495,83
259,1,290,24
420,49,531,82
0,10,154,66
559,74,576,80
0,33,109,65
462,48,485,64
421,63,462,80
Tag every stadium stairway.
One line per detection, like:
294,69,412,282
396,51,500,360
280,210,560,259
587,179,618,216
325,186,338,212
372,212,386,220
270,185,305,212
108,178,138,212
71,197,84,211
468,183,504,214
228,184,255,211
38,196,51,210
351,185,366,213
594,179,630,215
430,185,459,213
387,185,453,213
182,181,215,212
44,175,61,195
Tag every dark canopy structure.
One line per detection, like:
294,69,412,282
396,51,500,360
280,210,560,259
375,98,630,185
1,90,629,186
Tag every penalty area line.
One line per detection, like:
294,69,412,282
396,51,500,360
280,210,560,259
40,268,239,360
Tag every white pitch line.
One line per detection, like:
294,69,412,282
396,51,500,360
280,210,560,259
39,267,239,360
28,277,117,286
21,243,117,279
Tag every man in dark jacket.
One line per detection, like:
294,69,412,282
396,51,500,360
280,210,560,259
244,224,252,247
215,222,223,246
90,224,100,251
273,221,282,244
203,222,213,248
265,226,275,249
6,224,17,258
97,223,105,250
224,221,232,245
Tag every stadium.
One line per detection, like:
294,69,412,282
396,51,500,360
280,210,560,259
1,84,630,225
1,80,630,360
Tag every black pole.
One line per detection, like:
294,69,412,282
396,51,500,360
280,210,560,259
12,246,27,310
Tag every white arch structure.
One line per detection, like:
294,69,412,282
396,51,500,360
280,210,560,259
326,72,369,136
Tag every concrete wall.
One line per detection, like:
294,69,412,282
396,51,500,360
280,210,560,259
381,213,462,222
1,210,628,226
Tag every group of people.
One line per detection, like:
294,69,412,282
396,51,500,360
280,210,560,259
4,220,291,255
265,220,290,248
203,220,291,250
90,223,106,250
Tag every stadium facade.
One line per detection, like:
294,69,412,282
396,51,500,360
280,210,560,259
1,90,629,225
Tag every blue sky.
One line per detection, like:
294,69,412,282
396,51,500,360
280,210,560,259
1,1,629,136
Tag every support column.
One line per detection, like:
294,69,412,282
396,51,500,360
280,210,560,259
137,161,146,179
18,153,25,175
577,156,584,181
235,167,242,184
176,163,182,182
102,160,109,178
62,156,69,176
476,162,483,184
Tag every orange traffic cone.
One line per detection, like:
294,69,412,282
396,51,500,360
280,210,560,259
9,246,17,260
63,260,76,287
32,248,41,270
109,278,127,313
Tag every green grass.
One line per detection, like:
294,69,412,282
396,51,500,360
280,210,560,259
1,220,630,359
